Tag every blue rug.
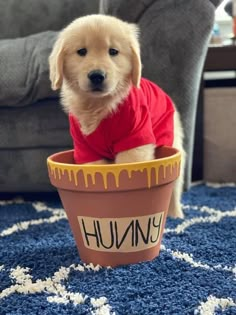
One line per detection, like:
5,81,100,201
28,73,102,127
0,184,236,315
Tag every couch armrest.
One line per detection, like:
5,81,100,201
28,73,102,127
0,31,58,107
105,0,221,189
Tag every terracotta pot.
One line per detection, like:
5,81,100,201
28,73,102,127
47,146,181,267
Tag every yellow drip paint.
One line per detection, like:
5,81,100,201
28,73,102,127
83,169,90,188
68,170,72,182
147,167,152,188
171,163,174,175
108,168,121,189
74,169,78,186
49,164,79,186
163,164,166,179
72,167,78,186
47,153,181,190
91,172,96,185
104,173,108,189
127,169,132,179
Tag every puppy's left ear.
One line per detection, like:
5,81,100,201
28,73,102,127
128,24,142,88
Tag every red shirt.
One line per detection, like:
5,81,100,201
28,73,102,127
69,78,175,163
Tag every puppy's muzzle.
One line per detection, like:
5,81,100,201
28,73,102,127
88,70,106,90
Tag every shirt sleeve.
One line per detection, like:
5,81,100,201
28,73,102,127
113,103,156,154
69,114,102,164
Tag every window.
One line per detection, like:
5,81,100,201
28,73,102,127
215,0,231,22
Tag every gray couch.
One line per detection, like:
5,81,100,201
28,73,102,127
0,0,222,192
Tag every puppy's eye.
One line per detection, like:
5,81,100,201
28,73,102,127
77,48,87,56
109,48,119,56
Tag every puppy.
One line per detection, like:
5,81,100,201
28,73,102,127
49,14,185,218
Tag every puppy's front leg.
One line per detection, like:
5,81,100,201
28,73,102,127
115,144,155,164
168,110,185,219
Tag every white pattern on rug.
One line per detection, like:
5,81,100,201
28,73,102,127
194,295,236,315
206,182,236,188
0,263,114,315
161,245,236,279
0,202,66,237
164,205,236,234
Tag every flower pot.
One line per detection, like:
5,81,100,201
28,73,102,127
47,146,181,267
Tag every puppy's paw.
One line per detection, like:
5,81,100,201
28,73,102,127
168,200,184,219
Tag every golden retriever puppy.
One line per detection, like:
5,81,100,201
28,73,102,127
49,14,185,218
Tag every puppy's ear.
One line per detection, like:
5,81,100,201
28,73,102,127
128,24,142,88
49,36,65,90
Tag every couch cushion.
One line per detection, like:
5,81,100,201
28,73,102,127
0,100,72,149
0,0,99,39
0,31,58,107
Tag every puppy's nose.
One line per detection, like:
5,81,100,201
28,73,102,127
88,70,106,85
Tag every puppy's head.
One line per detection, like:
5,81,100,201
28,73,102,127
49,15,141,98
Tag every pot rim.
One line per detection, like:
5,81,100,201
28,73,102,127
47,147,181,172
